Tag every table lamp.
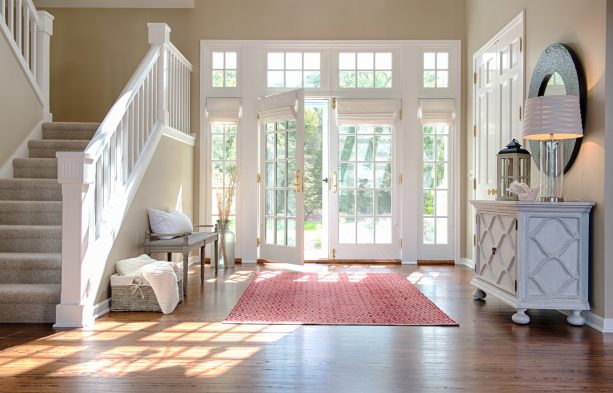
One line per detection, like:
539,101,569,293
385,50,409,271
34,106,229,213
522,95,583,202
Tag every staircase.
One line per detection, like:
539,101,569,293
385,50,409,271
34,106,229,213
0,122,98,323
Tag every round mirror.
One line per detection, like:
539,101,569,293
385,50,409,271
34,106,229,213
527,44,586,173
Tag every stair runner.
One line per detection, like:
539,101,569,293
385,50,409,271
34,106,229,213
0,122,98,323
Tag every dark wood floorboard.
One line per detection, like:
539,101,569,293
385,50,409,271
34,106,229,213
0,263,611,392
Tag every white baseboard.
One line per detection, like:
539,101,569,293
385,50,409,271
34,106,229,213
401,260,417,265
559,310,613,333
0,121,44,178
459,258,474,269
93,298,111,320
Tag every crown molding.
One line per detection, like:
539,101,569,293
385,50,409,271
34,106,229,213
34,0,195,8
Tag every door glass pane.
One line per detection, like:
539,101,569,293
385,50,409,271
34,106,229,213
287,219,296,247
276,219,286,246
357,217,374,243
339,218,356,244
375,217,392,244
266,217,275,245
338,124,393,245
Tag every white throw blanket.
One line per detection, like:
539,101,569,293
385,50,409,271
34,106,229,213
141,261,180,314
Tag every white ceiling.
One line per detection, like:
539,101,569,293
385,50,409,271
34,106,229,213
34,0,195,8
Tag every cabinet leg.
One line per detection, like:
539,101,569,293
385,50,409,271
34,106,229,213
567,310,585,326
472,288,486,300
512,309,530,324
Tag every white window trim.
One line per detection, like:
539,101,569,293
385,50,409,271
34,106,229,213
200,40,461,264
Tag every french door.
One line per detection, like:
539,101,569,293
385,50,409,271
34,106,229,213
328,99,401,260
258,89,305,264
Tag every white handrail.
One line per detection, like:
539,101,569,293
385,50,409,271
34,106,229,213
0,0,52,112
55,23,193,328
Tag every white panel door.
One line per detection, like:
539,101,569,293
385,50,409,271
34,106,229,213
258,89,305,264
474,14,523,201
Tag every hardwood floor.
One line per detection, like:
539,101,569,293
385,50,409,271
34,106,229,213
1,263,612,392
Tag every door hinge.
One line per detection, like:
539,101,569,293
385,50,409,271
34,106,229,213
473,234,477,247
473,125,477,137
515,219,518,231
473,178,477,190
519,37,523,53
331,98,337,110
400,239,403,249
256,173,261,183
473,71,477,85
514,280,518,292
519,105,522,121
331,248,336,260
256,237,261,247
257,113,260,120
399,109,403,120
399,174,403,185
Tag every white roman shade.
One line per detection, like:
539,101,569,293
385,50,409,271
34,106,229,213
206,97,242,123
257,90,300,123
419,98,455,124
336,99,401,125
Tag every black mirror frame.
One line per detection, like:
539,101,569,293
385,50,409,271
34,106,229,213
527,43,587,173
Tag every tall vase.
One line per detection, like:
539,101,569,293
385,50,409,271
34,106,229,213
216,220,235,268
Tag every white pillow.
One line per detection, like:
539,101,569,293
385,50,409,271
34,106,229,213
116,254,156,276
148,209,193,239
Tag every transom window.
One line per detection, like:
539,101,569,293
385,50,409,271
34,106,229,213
212,51,237,88
211,123,238,231
423,51,449,88
267,52,321,88
422,124,449,244
338,52,392,88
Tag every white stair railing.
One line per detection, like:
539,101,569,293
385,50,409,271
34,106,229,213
0,0,53,114
55,24,193,328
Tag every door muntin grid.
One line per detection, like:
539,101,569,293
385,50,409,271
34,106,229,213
264,120,298,247
422,124,449,245
337,125,393,244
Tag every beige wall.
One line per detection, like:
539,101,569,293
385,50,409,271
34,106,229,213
42,0,466,223
465,0,608,317
0,33,44,170
96,134,194,303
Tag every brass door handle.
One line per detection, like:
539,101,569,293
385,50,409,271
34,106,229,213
331,171,338,193
295,169,301,193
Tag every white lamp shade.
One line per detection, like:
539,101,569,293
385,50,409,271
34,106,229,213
522,95,583,140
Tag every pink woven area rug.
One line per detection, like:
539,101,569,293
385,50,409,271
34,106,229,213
224,272,458,326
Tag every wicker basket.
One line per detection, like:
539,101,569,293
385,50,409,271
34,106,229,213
110,274,183,312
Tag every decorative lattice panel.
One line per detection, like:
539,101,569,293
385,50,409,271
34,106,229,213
476,212,517,295
526,217,580,298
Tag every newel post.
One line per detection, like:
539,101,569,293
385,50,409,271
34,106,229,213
54,152,96,328
148,23,170,126
36,11,54,120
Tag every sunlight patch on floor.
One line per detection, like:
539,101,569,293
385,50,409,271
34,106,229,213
0,322,299,379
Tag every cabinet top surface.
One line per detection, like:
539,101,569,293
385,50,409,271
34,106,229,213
470,200,595,211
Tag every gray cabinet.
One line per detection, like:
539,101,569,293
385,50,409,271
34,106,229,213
470,200,594,325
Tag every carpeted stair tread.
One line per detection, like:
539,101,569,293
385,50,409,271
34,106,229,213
43,122,100,140
0,284,60,304
0,178,61,201
0,253,61,284
0,201,62,225
28,139,90,158
0,225,62,253
13,158,58,179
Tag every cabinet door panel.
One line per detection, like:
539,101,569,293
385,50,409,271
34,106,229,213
525,216,581,298
476,212,517,294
